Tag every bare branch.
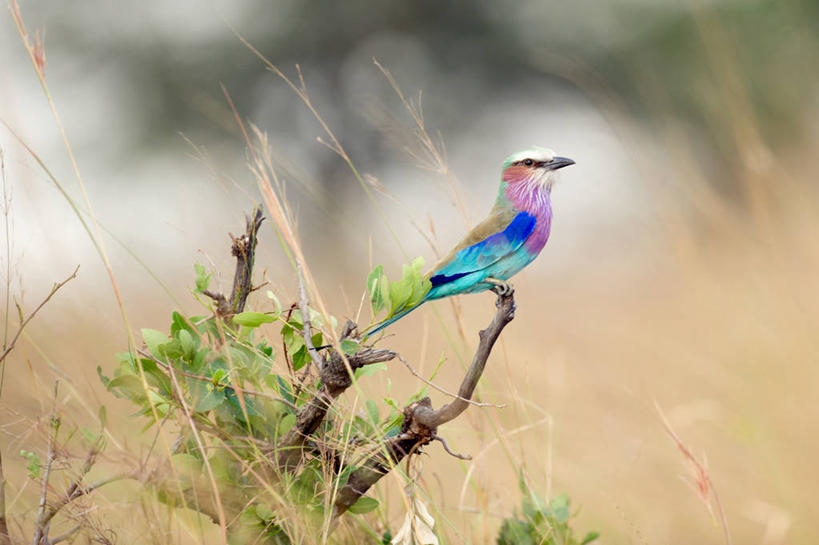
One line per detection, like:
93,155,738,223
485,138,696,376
331,289,515,518
47,524,79,545
200,208,264,318
431,434,471,461
228,208,264,313
0,266,78,364
413,289,515,429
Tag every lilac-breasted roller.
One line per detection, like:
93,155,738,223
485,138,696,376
368,146,574,335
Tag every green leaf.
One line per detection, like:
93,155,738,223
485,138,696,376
106,374,147,402
20,450,41,479
367,265,387,315
365,399,379,424
550,493,570,523
97,365,110,387
234,311,276,328
581,531,601,544
98,405,107,429
291,346,309,371
354,361,387,380
177,329,196,360
211,368,228,386
388,279,412,315
255,503,275,523
278,413,296,435
275,375,294,405
194,263,211,293
348,495,379,514
341,339,361,355
194,389,225,412
142,328,169,356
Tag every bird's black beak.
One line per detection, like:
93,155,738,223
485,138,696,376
547,156,575,171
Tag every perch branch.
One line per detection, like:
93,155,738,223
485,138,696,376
331,288,515,518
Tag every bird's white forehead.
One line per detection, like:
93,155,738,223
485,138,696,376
507,146,555,164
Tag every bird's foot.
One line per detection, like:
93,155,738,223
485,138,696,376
485,277,514,297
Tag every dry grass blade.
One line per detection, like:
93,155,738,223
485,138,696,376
655,400,732,545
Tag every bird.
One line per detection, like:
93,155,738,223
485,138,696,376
366,146,575,335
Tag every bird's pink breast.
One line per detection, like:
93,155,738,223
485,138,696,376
503,176,552,255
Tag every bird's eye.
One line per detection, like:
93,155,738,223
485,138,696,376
524,159,534,166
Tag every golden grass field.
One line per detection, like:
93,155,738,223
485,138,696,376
2,4,819,545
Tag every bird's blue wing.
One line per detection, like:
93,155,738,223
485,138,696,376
429,211,536,287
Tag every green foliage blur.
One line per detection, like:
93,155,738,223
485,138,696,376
496,475,599,545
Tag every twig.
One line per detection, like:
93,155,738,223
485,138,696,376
295,262,324,372
228,208,264,313
431,434,471,460
0,266,78,364
32,382,60,545
47,524,79,545
395,354,505,409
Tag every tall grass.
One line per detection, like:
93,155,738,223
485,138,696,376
2,3,818,545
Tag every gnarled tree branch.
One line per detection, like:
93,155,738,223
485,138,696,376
202,207,264,316
331,289,515,518
275,320,396,469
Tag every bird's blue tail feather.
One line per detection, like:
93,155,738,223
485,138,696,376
364,299,428,337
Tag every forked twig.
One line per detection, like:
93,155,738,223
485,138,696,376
0,266,79,364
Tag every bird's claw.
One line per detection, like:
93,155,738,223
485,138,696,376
485,277,513,297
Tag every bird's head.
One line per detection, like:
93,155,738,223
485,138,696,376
501,146,575,192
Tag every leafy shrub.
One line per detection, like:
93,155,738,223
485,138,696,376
497,476,599,545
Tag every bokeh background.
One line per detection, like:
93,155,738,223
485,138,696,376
2,1,819,543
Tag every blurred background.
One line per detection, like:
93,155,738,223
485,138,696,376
2,0,819,543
